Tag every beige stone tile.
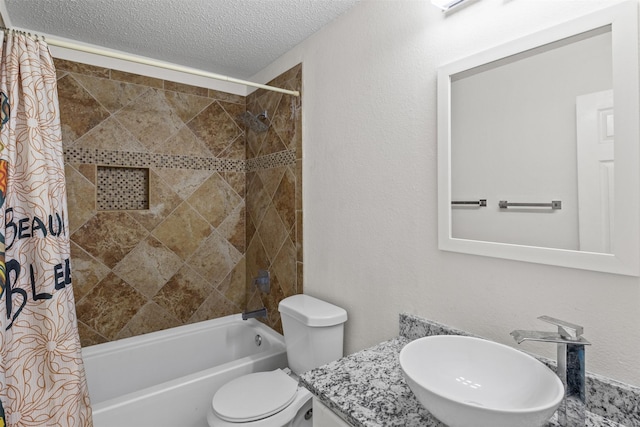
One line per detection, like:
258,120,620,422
208,89,245,105
271,64,301,88
257,203,289,264
153,167,213,201
187,102,242,157
188,290,239,324
76,164,96,184
73,74,148,113
70,241,110,301
127,169,183,232
58,74,110,144
295,159,302,210
246,172,270,227
187,173,242,228
257,166,285,200
153,265,213,323
259,128,287,156
296,210,303,263
261,274,286,331
111,70,163,88
65,164,96,234
71,212,149,268
273,167,296,232
220,102,245,129
187,231,243,285
272,96,299,151
218,257,246,308
256,90,282,124
54,59,110,78
296,262,303,294
152,202,212,260
245,233,269,292
246,202,257,248
113,235,183,298
163,90,213,123
152,126,210,157
164,81,209,98
77,321,108,348
218,203,245,253
75,117,148,152
246,129,265,160
116,302,181,339
246,288,264,313
218,134,245,161
220,172,245,198
115,89,185,149
247,88,263,105
76,273,148,340
271,237,296,297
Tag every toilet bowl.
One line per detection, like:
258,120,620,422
206,369,312,427
206,295,347,427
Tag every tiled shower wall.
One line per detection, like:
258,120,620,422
245,65,303,332
57,58,302,345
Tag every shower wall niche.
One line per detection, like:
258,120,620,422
58,58,303,345
97,166,150,211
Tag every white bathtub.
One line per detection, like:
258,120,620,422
82,314,288,427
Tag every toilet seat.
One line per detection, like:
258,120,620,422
212,369,298,423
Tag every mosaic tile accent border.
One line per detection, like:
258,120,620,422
97,166,149,211
246,150,296,172
64,147,296,172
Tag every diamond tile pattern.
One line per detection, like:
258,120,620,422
245,64,303,331
58,58,302,345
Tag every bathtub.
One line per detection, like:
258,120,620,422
82,314,288,427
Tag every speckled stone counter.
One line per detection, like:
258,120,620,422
299,314,640,427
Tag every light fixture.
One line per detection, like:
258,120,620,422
431,0,469,12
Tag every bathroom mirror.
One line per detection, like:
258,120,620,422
437,1,640,275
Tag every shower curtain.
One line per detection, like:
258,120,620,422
0,31,92,426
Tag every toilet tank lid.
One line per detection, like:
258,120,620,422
278,294,347,327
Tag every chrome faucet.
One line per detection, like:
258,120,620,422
242,307,267,321
511,316,591,427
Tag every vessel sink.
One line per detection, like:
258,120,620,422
399,335,563,427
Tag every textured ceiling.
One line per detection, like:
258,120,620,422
1,0,360,79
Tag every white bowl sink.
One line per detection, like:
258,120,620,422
399,336,564,427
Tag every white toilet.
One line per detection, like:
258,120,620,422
207,294,348,427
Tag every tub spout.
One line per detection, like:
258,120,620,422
242,307,267,321
511,316,590,427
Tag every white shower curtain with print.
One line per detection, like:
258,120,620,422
0,31,92,427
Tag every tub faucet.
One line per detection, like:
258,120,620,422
511,316,590,427
242,307,267,321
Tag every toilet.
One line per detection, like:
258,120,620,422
207,294,348,427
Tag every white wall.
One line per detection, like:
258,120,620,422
252,0,640,386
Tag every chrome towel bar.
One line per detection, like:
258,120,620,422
499,200,562,209
451,199,487,206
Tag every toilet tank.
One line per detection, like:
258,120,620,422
278,294,348,375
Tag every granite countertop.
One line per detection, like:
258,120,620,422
299,337,625,427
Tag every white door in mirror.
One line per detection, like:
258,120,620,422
577,90,614,253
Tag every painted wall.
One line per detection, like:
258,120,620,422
251,0,640,386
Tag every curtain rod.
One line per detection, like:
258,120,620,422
46,37,300,97
1,27,300,97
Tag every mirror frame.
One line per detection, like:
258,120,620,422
437,1,640,276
